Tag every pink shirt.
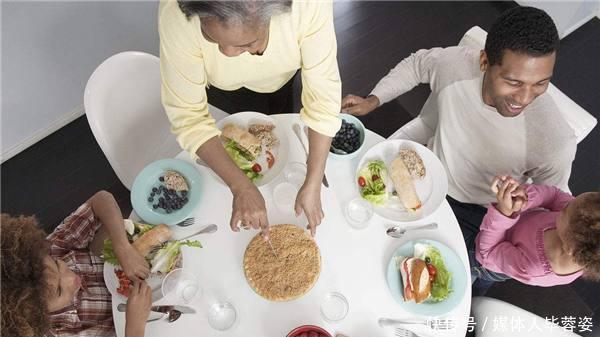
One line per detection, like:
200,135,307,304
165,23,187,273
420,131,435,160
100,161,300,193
475,184,583,286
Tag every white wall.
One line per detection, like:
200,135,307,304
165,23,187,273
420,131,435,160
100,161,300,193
1,1,160,161
517,0,600,38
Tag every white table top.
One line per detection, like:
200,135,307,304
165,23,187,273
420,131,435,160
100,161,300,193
111,114,471,337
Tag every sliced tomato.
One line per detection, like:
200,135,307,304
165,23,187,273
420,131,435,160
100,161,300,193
372,174,380,181
115,270,132,297
266,151,275,169
426,263,437,282
252,163,262,173
358,176,366,187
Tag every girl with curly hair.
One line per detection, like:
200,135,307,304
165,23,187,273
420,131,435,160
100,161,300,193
1,191,152,337
473,176,600,290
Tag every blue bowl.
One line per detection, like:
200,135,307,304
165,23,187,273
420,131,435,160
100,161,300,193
329,114,366,160
131,159,203,226
386,239,468,317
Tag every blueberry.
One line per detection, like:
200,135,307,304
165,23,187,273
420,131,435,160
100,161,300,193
183,197,189,203
153,204,158,209
148,197,153,202
159,176,164,182
152,187,158,192
181,190,188,196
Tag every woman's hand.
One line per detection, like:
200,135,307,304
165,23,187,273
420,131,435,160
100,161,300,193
230,181,270,239
341,94,379,116
295,181,324,236
114,243,150,282
491,175,527,217
125,280,152,337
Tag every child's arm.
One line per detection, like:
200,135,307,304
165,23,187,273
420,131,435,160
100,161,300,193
87,191,150,281
519,184,574,212
475,206,533,277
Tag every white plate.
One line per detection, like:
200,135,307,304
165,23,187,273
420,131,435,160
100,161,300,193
356,139,447,222
207,111,289,187
103,262,165,302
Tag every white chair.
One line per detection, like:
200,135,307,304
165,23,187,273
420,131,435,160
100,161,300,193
389,26,597,145
471,296,581,337
84,51,229,190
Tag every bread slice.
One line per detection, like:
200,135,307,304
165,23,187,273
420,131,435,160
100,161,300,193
221,124,262,159
132,224,171,256
399,257,431,304
390,157,422,210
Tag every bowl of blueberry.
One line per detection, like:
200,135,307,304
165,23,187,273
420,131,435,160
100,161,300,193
131,159,203,226
330,114,365,159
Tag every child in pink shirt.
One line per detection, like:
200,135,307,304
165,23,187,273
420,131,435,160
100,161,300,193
474,176,600,287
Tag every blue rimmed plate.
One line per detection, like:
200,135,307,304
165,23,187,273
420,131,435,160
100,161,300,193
131,158,202,225
386,239,468,317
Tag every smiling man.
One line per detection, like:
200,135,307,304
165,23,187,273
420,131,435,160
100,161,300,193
341,7,576,254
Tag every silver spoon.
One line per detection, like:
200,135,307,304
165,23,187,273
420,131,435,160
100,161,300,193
330,145,348,155
386,222,438,238
168,310,182,322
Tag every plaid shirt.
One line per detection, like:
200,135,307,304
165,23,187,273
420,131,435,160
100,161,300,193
44,203,115,337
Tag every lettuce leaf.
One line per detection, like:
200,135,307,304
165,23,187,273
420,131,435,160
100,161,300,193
224,140,262,182
415,243,452,302
358,160,388,206
150,240,202,274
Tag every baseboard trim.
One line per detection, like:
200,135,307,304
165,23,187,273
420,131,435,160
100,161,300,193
1,104,85,163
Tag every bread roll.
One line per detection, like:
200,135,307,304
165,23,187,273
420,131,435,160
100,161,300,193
132,224,171,256
221,124,262,159
390,157,422,210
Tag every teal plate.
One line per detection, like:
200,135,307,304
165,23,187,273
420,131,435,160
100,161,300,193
386,239,467,317
131,159,202,226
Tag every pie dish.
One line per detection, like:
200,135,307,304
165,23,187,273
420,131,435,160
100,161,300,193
243,224,321,301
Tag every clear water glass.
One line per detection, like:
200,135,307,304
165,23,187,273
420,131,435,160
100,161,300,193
161,268,200,303
207,301,237,331
284,161,307,187
344,197,374,229
273,182,299,213
320,292,349,322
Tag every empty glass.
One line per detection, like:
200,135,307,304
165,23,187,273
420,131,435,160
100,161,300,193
284,161,307,187
207,301,237,331
273,182,299,213
344,197,374,229
320,292,349,322
161,268,200,304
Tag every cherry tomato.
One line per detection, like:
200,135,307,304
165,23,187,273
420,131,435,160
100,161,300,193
358,176,366,187
372,175,380,181
252,163,262,173
426,263,437,282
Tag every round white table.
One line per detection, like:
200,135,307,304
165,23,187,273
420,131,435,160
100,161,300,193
111,114,471,337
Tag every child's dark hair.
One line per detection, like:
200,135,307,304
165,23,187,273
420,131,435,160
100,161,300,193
566,192,600,280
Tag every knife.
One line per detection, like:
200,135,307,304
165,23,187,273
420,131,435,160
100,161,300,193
303,126,330,188
117,303,196,314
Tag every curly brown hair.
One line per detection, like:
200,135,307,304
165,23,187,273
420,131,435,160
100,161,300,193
566,192,600,280
1,214,50,337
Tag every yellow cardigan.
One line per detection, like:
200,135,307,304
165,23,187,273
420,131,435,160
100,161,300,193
159,0,342,157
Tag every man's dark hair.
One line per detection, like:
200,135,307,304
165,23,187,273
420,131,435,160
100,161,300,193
485,6,559,66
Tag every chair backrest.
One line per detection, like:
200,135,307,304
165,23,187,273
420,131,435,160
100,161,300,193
471,296,581,337
84,51,181,190
459,26,597,144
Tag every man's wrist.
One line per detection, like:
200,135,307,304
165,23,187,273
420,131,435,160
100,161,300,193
366,94,380,108
125,320,145,337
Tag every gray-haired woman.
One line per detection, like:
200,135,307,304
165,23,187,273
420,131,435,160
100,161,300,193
160,0,341,238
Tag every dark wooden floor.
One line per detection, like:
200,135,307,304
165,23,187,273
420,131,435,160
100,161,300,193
2,2,599,336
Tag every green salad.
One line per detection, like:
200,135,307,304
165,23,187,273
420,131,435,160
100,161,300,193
414,243,452,302
357,160,388,205
224,140,262,182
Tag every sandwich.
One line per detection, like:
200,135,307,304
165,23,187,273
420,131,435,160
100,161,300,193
390,156,422,211
398,149,426,180
397,257,431,303
221,124,262,160
103,221,201,275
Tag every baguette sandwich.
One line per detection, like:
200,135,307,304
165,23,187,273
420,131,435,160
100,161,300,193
390,157,422,211
398,257,431,303
221,124,262,160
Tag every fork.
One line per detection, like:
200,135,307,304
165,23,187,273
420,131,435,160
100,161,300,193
175,217,195,227
394,327,418,337
379,318,456,330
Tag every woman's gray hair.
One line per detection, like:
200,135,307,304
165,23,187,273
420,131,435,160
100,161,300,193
178,1,292,26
